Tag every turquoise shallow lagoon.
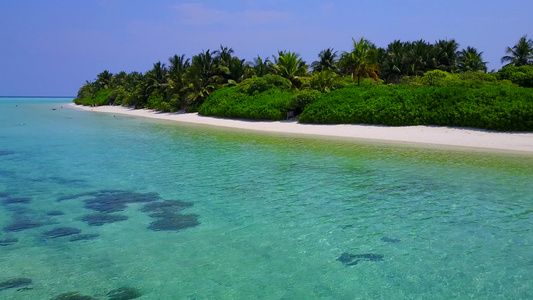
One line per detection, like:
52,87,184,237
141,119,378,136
1,98,532,299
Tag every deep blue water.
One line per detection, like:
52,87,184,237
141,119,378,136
0,98,532,299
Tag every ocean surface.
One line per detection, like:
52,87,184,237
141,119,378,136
0,98,532,299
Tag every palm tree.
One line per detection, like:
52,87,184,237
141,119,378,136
251,56,272,77
145,62,168,95
77,80,98,99
501,35,533,66
109,71,127,89
339,37,379,85
95,70,113,89
380,40,410,83
311,48,338,73
311,70,339,93
432,39,459,72
405,40,432,76
227,56,250,84
214,45,234,67
168,54,190,92
272,51,308,88
182,50,218,107
457,47,487,72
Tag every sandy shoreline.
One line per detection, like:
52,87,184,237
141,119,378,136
69,103,533,154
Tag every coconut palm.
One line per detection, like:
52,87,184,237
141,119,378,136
227,56,251,84
168,54,190,93
214,45,234,67
95,70,113,89
311,48,339,73
182,50,219,106
109,71,127,89
432,39,459,72
311,70,339,93
405,40,432,76
251,56,272,77
272,51,308,88
501,35,533,66
77,80,98,99
380,40,410,83
457,47,487,72
145,62,168,95
339,37,379,85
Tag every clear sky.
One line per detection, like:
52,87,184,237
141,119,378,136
0,0,531,96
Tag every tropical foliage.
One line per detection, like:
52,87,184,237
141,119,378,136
457,47,487,72
339,38,379,85
501,35,533,67
73,36,533,131
299,86,533,131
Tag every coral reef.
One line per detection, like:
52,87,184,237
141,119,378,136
148,213,199,231
42,227,82,239
0,150,15,156
80,213,128,226
46,210,65,216
141,200,193,214
107,286,142,299
337,252,384,266
2,197,31,205
3,216,44,232
0,238,19,246
0,277,32,291
381,237,401,243
50,292,96,300
69,234,100,242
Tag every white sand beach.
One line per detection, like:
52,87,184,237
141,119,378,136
70,104,533,154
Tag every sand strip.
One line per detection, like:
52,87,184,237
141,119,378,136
69,104,533,154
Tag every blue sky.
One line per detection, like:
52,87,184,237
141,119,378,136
0,0,531,96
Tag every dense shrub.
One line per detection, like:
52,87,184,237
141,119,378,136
299,86,533,131
498,65,533,88
73,89,112,106
290,90,320,115
401,71,514,88
109,87,128,105
147,91,164,110
242,74,292,95
199,86,294,120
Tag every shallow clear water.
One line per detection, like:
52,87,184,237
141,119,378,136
1,98,532,299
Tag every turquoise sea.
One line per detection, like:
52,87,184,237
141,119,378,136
0,98,532,299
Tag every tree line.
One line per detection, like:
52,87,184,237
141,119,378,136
74,35,533,113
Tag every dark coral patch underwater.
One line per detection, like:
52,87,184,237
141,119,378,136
2,197,31,205
58,190,160,213
148,213,200,231
69,234,100,242
107,286,142,299
3,216,44,232
141,199,199,231
381,237,401,243
0,277,32,291
42,227,82,239
50,292,96,300
141,200,194,214
0,238,18,246
46,210,65,216
0,150,15,156
59,189,200,232
337,252,384,266
80,213,128,226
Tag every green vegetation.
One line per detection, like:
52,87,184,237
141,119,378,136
74,36,533,131
299,85,533,131
199,75,294,120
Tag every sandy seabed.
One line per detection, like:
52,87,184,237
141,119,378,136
70,104,533,154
